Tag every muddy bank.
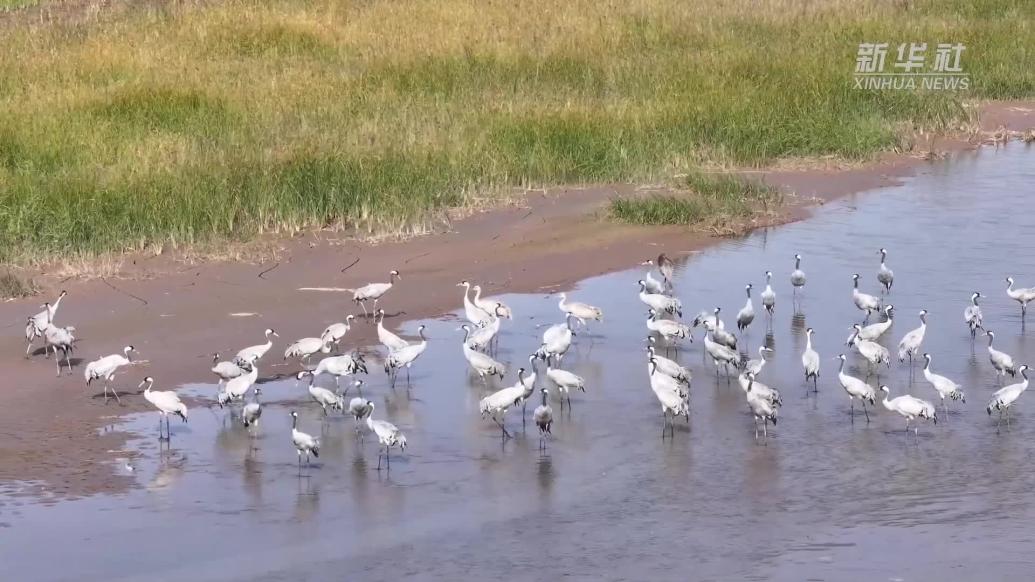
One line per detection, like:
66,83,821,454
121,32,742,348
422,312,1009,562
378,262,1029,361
0,101,1032,497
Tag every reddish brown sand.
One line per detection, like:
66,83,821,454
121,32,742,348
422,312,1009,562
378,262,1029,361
0,102,1032,498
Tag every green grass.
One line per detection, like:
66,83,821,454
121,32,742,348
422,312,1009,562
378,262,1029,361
0,0,1032,262
610,174,782,230
0,0,38,10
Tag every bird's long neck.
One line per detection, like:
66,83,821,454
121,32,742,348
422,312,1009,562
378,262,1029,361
292,416,298,430
473,286,482,303
806,334,813,351
924,359,932,372
418,328,426,342
541,391,548,406
853,279,859,290
366,415,375,431
881,394,893,410
988,335,994,347
795,258,800,269
50,295,63,313
838,359,845,375
461,284,470,303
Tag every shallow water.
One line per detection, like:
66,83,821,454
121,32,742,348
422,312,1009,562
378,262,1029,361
4,145,1035,581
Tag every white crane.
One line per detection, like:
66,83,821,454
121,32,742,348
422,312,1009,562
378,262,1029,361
851,274,881,322
516,361,538,422
473,285,513,320
376,308,411,352
847,304,894,343
986,365,1030,431
463,305,505,352
736,284,755,332
761,271,776,319
290,411,319,474
848,328,891,375
744,345,772,377
297,371,344,415
691,310,724,331
533,389,553,449
284,336,333,367
646,339,691,386
557,292,603,327
650,360,689,438
458,280,493,326
802,328,820,389
745,373,778,443
320,314,356,346
546,364,585,409
837,354,876,423
236,328,278,363
640,259,667,295
880,385,937,442
348,269,400,317
225,361,259,401
479,370,529,439
986,330,1017,382
384,325,427,386
704,329,740,379
699,307,737,350
211,353,247,384
737,371,782,408
25,290,66,357
1006,277,1035,317
897,310,927,364
43,324,76,377
790,254,806,295
649,358,688,401
84,346,138,404
366,403,407,470
140,376,188,440
348,396,374,428
964,292,983,339
877,248,894,294
241,387,263,428
536,316,576,365
458,326,506,381
637,280,682,316
921,354,965,417
313,352,367,389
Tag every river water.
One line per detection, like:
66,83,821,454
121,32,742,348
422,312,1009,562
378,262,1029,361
3,145,1035,581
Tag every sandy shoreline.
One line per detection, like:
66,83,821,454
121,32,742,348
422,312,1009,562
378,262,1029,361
1,101,1032,499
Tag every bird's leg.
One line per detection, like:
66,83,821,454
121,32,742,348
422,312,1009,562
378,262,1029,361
763,419,768,444
850,399,855,423
406,367,411,386
863,401,870,423
568,394,572,410
997,410,1004,433
111,381,123,405
359,301,369,319
386,447,391,471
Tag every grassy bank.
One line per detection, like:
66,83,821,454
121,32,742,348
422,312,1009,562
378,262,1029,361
0,0,1032,264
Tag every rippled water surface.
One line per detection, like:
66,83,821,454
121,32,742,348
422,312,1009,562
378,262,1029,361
4,146,1035,581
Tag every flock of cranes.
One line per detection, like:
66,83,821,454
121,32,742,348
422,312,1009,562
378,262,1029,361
19,248,1035,474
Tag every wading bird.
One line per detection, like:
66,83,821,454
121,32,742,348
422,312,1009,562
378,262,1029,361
43,324,76,377
313,352,367,389
24,290,66,357
657,253,676,288
376,309,410,352
790,254,806,295
297,371,344,415
225,361,259,402
637,280,682,316
533,389,553,449
802,328,820,389
921,354,965,416
284,336,333,368
384,325,428,386
837,354,875,423
473,285,513,321
848,329,891,376
321,314,356,346
141,376,187,440
964,292,983,339
704,329,740,379
646,309,692,353
744,345,772,377
745,373,778,443
479,372,529,439
290,411,319,474
646,339,691,386
546,364,585,409
348,396,373,428
536,315,576,365
737,371,782,408
349,269,401,317
458,281,493,326
242,387,263,429
736,284,755,333
851,274,881,322
84,346,138,404
365,403,407,470
986,331,1017,382
877,248,894,294
1006,277,1035,317
236,328,278,363
848,304,894,343
640,259,667,295
880,385,937,443
458,326,506,381
761,271,776,319
898,310,927,365
986,365,1030,431
211,353,248,384
557,292,603,327
650,360,689,438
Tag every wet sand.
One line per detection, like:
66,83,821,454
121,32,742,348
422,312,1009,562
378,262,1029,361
0,102,1032,498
